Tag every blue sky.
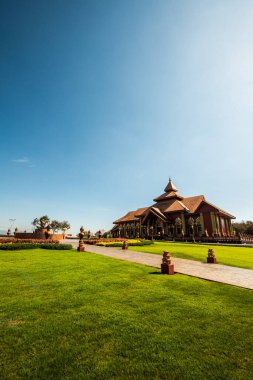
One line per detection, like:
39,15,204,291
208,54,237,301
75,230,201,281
0,0,252,233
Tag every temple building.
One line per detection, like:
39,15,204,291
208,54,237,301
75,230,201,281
111,178,236,242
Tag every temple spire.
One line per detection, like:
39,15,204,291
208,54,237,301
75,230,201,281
164,178,178,193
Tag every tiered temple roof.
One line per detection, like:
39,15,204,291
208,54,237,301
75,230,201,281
113,207,148,223
113,178,235,225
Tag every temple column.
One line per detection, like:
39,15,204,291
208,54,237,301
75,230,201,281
224,219,227,236
172,224,175,238
216,215,220,235
228,220,232,236
200,213,205,236
163,222,167,236
210,212,217,236
228,219,231,236
154,220,157,235
181,213,186,236
224,219,228,236
218,216,222,235
229,220,234,236
225,219,230,236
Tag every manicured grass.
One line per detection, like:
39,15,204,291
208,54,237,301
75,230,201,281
0,249,252,379
128,242,253,269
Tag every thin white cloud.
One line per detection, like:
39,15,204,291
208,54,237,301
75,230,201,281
12,157,35,167
12,157,30,164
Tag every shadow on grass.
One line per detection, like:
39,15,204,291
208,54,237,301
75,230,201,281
149,271,179,276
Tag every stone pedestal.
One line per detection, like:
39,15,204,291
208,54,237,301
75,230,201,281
161,251,174,275
161,263,174,275
77,239,85,252
207,257,217,264
122,241,128,250
207,248,217,264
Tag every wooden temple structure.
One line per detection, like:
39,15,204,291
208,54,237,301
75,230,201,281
111,178,241,242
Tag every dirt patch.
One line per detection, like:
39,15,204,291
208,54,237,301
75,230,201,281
7,319,25,327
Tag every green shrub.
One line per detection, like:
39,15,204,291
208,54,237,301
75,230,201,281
40,244,72,250
97,242,123,247
141,240,154,245
0,243,38,250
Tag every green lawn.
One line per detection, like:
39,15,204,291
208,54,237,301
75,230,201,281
128,242,253,269
0,249,252,379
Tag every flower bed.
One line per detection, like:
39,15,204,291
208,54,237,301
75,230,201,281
84,238,126,245
96,239,154,247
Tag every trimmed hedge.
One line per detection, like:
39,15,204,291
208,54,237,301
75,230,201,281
40,244,72,250
0,243,72,251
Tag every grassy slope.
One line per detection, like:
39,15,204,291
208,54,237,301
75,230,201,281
128,242,253,269
0,249,252,380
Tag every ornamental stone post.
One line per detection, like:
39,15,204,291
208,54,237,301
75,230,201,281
122,240,128,250
77,226,85,252
207,248,217,263
161,251,174,275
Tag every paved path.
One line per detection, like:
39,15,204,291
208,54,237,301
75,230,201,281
64,240,253,290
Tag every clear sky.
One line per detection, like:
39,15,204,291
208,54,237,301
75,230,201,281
0,0,252,234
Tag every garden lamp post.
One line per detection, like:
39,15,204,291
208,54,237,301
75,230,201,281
9,219,16,234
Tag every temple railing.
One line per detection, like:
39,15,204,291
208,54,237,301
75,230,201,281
239,233,253,244
158,234,253,244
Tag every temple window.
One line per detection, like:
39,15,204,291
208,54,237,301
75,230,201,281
188,217,194,226
187,218,194,235
195,217,202,236
131,223,135,237
168,224,174,236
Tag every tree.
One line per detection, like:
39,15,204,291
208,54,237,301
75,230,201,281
245,222,253,236
50,220,61,233
32,215,50,230
232,220,253,236
95,229,105,238
60,221,70,233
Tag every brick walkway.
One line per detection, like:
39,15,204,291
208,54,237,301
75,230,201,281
64,240,253,290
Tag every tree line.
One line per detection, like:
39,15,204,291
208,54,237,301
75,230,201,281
232,220,253,236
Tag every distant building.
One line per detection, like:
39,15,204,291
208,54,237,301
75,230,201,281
111,178,237,242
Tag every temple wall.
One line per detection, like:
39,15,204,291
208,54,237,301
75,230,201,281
15,233,34,239
15,232,63,240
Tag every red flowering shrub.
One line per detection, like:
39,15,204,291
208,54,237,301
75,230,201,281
0,238,59,244
0,243,71,250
